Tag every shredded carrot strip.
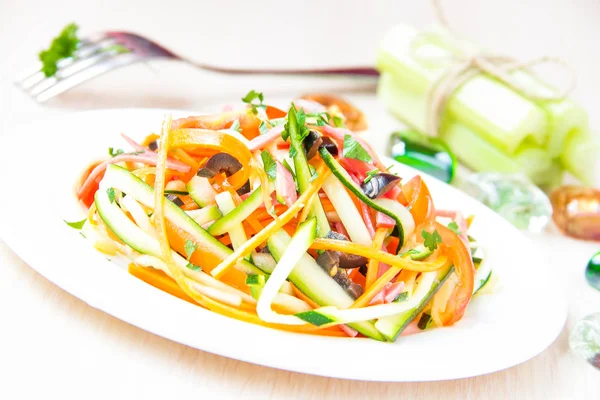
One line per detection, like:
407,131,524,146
254,205,287,220
211,163,331,278
246,215,264,233
351,266,400,308
129,263,345,337
171,148,200,170
218,234,232,246
298,189,319,223
180,195,199,211
365,228,388,290
311,239,448,272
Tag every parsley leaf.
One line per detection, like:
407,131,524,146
108,147,124,157
107,188,116,203
241,90,265,115
295,108,310,143
447,221,461,235
332,115,345,128
230,119,241,133
64,218,87,230
39,23,80,77
422,229,442,252
186,263,201,271
343,134,372,162
260,150,277,180
184,240,197,261
363,168,380,184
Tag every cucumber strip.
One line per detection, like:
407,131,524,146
287,106,331,237
208,186,266,236
214,192,249,259
374,265,455,341
257,219,317,325
185,205,222,226
473,253,492,294
267,229,385,341
95,187,159,256
187,176,217,207
322,174,372,245
296,300,419,326
101,165,263,275
319,147,411,248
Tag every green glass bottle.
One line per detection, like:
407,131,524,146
390,131,456,183
586,251,600,291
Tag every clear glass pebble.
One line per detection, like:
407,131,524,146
458,173,552,232
569,312,600,370
586,251,600,291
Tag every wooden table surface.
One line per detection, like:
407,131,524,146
1,0,599,398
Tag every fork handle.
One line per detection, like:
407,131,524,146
192,64,380,77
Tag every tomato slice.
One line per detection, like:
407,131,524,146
430,222,475,325
401,176,435,226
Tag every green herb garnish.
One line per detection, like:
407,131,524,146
332,115,345,128
422,229,442,251
107,188,116,204
241,90,265,115
39,23,80,77
260,150,277,180
186,263,201,271
184,240,197,261
343,134,372,162
108,147,124,157
363,168,380,184
283,105,310,158
64,218,87,230
447,221,461,235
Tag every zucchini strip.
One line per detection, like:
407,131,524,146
256,218,317,325
319,147,412,248
210,163,331,278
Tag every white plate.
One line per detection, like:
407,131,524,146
0,109,566,382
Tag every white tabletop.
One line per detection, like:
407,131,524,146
1,0,599,398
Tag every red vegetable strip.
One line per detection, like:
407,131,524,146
77,154,190,200
376,211,395,228
275,161,297,207
121,133,147,152
359,201,376,239
320,125,386,170
247,126,284,151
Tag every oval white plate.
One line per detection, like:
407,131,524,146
0,109,566,382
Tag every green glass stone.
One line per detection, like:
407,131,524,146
569,312,600,370
586,251,600,291
458,173,552,232
390,131,456,183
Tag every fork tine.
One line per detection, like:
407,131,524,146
26,44,125,97
33,53,140,102
16,37,116,89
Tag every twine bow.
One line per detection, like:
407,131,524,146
414,0,577,137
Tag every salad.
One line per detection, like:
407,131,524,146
74,92,491,341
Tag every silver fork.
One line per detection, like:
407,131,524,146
15,31,379,103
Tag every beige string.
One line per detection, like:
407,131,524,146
415,0,577,137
